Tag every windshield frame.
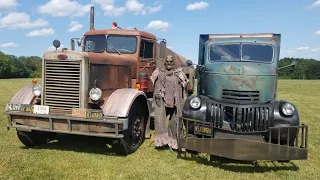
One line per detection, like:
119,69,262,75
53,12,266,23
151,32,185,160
106,34,138,54
207,42,275,64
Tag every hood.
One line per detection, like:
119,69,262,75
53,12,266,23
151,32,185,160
201,63,277,104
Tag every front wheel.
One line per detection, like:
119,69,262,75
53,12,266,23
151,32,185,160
114,100,147,155
17,130,56,147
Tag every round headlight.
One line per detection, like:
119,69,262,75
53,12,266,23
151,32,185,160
281,103,295,116
32,84,41,96
190,97,201,109
89,88,102,101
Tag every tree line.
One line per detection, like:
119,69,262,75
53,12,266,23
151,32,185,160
0,51,320,79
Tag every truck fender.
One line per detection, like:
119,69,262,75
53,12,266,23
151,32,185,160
103,88,150,118
9,84,36,104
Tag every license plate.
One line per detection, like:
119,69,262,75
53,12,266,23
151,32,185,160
33,105,49,114
194,124,213,135
72,108,87,118
72,108,103,119
20,104,34,113
87,110,103,119
5,104,21,112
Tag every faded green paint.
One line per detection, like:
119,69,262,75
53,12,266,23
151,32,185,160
198,34,281,104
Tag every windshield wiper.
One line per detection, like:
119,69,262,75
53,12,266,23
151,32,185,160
106,40,121,55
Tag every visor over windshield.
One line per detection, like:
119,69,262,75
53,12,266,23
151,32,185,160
209,43,274,63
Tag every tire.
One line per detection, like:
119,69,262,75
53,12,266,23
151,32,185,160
17,130,56,147
114,100,147,155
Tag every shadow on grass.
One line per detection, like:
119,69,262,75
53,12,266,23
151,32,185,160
177,152,300,173
20,134,124,156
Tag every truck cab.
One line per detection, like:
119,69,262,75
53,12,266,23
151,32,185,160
178,33,308,162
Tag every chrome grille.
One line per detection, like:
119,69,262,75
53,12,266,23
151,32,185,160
207,102,272,132
44,60,81,113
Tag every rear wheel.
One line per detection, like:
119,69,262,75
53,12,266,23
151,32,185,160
17,130,56,147
114,100,147,155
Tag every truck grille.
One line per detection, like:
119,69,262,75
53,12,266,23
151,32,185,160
222,89,260,104
44,60,81,114
207,102,272,132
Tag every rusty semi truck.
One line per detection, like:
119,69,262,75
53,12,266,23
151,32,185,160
178,33,308,162
4,6,195,155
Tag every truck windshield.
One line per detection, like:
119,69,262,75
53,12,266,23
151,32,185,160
209,43,274,63
84,35,106,53
106,35,137,54
83,34,138,54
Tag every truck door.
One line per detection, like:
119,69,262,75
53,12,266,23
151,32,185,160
138,37,156,92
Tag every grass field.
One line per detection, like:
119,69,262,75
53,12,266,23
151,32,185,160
0,78,319,180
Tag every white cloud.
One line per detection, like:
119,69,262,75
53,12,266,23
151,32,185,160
310,48,320,52
186,1,209,11
142,4,162,15
282,46,320,55
126,0,144,14
145,20,169,31
310,0,320,8
26,28,55,37
93,0,162,17
68,21,83,32
38,0,92,17
0,12,48,29
315,30,320,35
0,42,19,48
0,0,18,13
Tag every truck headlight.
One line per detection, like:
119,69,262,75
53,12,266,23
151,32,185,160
32,84,41,96
281,102,295,116
89,87,102,101
190,97,201,109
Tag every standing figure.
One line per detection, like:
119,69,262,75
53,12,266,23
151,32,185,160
150,55,189,150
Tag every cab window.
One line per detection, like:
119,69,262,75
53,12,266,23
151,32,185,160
140,39,154,58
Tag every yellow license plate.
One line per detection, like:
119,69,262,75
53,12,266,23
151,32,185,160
72,108,87,118
87,111,103,119
194,124,212,135
20,104,34,113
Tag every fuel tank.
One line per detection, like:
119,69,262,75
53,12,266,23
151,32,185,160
201,62,278,104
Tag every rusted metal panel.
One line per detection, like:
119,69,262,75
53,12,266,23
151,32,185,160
9,84,36,104
103,88,147,117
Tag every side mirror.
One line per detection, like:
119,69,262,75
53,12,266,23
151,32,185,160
186,59,193,66
278,60,298,70
77,38,82,46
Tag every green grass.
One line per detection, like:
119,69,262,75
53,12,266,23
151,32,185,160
0,78,319,180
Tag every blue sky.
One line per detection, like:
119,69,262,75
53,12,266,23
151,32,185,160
0,0,320,63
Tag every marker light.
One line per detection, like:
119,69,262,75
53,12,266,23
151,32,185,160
135,83,141,90
32,78,37,84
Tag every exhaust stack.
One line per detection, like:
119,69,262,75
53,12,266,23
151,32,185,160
90,6,94,30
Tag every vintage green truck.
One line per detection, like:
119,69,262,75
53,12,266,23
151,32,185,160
178,33,309,162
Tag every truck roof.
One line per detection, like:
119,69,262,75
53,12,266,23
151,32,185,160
83,28,156,39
